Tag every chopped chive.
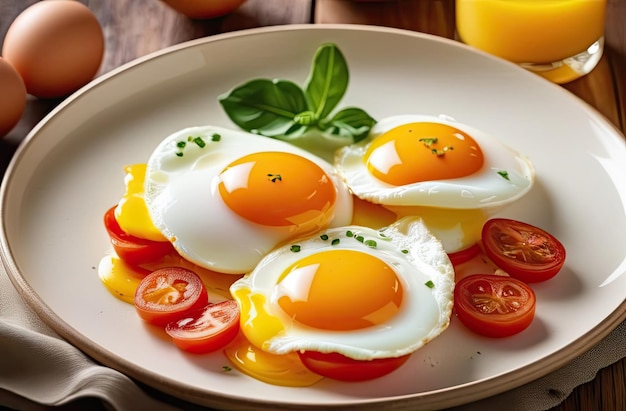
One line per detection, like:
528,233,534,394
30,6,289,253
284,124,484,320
187,136,193,142
346,230,354,237
401,249,409,254
431,146,453,156
320,234,329,241
177,141,186,148
212,133,221,141
222,365,232,372
175,152,183,157
193,136,206,148
425,280,435,289
497,170,510,181
355,235,364,243
364,240,377,248
419,137,438,147
290,245,301,252
267,173,282,183
331,238,340,246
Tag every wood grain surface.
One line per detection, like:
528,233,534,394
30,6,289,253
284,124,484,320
0,1,624,410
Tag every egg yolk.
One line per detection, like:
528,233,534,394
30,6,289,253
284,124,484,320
386,204,488,250
115,164,167,242
350,198,489,253
98,253,240,304
350,196,398,229
276,249,403,331
223,333,323,387
364,122,484,186
98,255,144,304
218,152,336,234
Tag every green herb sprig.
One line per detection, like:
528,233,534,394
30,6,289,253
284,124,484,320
218,43,376,143
497,170,511,181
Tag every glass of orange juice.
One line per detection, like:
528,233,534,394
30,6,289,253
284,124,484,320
455,0,607,84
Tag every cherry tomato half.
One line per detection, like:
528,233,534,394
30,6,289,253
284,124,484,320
481,218,566,283
165,300,240,354
454,274,536,338
104,206,175,266
448,243,481,267
134,267,209,327
297,351,411,382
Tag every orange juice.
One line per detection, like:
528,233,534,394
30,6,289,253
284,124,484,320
456,0,607,64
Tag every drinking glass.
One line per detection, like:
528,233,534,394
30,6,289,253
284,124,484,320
456,0,607,84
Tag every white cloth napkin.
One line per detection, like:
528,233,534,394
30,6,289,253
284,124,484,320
1,263,624,411
0,267,180,411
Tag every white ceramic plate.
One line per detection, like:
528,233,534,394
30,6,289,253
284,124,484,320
2,25,626,410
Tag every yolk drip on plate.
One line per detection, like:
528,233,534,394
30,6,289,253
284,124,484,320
224,333,324,387
98,253,240,304
115,164,167,242
351,197,488,253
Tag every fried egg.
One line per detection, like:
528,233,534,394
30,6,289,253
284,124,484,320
334,114,535,252
229,217,454,362
143,126,353,274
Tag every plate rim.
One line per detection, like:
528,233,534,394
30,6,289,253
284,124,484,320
1,24,626,410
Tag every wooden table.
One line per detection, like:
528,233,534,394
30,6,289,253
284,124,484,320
0,1,624,410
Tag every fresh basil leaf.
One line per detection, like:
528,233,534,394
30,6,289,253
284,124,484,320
218,78,310,138
320,107,377,143
282,122,309,138
305,43,349,121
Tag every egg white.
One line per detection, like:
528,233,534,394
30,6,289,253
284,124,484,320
144,125,353,274
230,217,455,360
334,114,535,210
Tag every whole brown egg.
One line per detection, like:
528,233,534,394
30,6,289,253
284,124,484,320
2,1,105,99
0,57,27,137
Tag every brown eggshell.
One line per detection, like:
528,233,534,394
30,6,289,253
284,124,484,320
0,57,27,137
2,0,105,99
160,0,248,19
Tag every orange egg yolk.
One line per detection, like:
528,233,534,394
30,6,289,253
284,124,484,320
218,152,336,234
276,249,403,331
364,122,484,186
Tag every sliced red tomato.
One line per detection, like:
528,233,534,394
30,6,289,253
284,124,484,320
104,206,175,266
134,267,209,326
454,274,536,338
165,300,240,354
448,243,481,266
297,351,411,382
481,218,566,283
